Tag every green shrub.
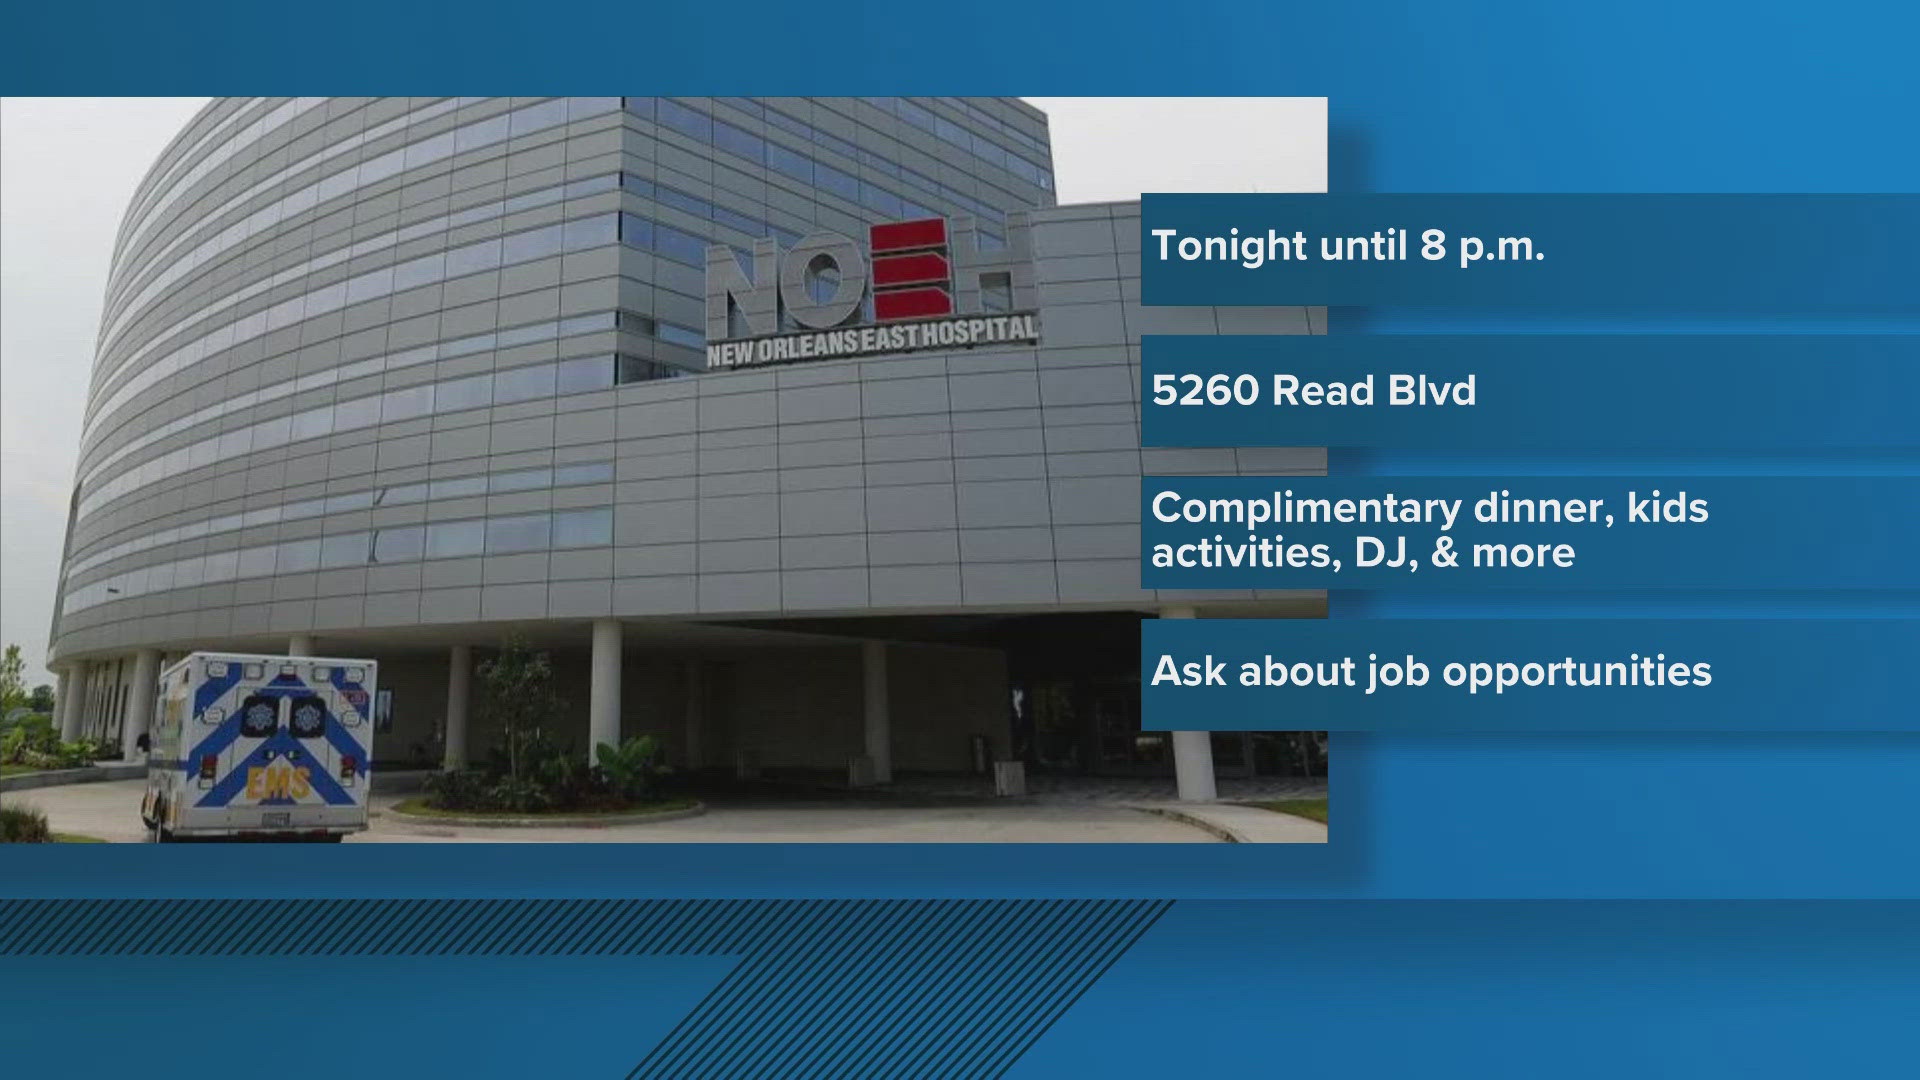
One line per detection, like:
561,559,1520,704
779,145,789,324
416,638,675,815
0,803,52,843
422,740,672,814
596,735,665,801
1,716,57,765
421,769,495,811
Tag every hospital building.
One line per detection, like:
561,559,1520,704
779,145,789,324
47,97,1323,799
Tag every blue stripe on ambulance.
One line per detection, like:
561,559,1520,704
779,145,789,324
324,669,372,773
194,727,358,808
183,678,310,776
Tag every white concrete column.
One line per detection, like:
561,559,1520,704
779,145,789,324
72,662,93,739
1161,606,1218,801
443,644,472,770
682,659,704,770
862,640,892,784
588,619,622,763
287,634,315,657
121,648,162,760
55,668,77,741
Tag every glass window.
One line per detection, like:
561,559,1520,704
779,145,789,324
556,355,613,395
896,99,936,131
502,222,564,263
619,172,655,199
814,163,859,203
429,475,487,500
657,323,705,349
655,185,710,218
711,205,765,237
763,108,810,140
493,363,555,404
653,224,707,267
619,213,653,251
283,498,328,521
554,462,615,486
239,695,279,738
333,395,380,431
496,321,554,349
291,406,334,442
552,508,612,548
438,330,493,359
559,311,616,336
766,142,812,184
436,373,493,412
861,182,904,219
814,130,857,161
376,482,429,505
237,545,278,578
425,520,485,559
380,382,435,423
372,526,425,563
445,237,502,278
655,99,713,142
980,271,1013,312
934,115,971,149
486,513,551,554
346,266,394,304
490,468,551,494
455,112,511,153
319,532,371,568
509,98,569,137
568,97,619,120
276,538,320,572
563,214,616,250
392,253,444,292
712,121,765,164
289,696,327,739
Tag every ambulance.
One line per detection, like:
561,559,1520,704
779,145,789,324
141,651,378,842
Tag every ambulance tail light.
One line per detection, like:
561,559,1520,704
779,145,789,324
198,755,218,786
340,755,358,784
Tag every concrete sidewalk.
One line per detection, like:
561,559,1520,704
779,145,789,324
8,778,1225,843
1137,802,1329,843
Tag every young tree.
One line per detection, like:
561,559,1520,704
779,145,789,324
28,685,55,713
475,639,568,784
0,645,25,714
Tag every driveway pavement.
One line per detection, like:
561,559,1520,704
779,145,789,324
6,779,1254,843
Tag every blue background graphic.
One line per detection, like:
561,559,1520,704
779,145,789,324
1141,618,1918,731
1139,193,1920,310
1141,475,1920,590
9,1,1920,1075
1143,334,1920,450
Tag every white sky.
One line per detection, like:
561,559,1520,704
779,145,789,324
0,97,1325,683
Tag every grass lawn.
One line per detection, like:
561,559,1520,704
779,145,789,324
1245,798,1328,825
1,764,37,777
392,796,697,818
53,833,107,843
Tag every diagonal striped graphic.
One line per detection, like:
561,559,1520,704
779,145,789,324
0,898,1169,1078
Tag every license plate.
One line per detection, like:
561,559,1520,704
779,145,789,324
261,812,291,827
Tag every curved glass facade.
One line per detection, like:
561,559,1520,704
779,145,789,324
49,97,1327,789
52,97,1059,660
